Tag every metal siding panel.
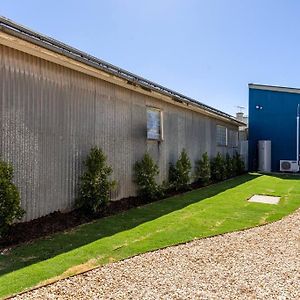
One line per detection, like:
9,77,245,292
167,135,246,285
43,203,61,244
1,48,40,221
0,44,239,221
249,88,300,171
113,98,133,199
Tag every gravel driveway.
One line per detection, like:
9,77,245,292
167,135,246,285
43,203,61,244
12,209,300,300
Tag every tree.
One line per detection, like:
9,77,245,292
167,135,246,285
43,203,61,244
169,149,192,191
234,151,245,175
225,153,233,179
195,152,211,185
133,153,162,201
211,152,226,182
76,147,116,215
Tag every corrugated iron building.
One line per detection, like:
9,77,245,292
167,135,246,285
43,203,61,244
0,17,243,221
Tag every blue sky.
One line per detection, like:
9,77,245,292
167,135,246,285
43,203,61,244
1,0,300,116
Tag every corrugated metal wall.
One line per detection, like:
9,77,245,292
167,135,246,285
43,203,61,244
0,44,239,221
249,87,300,171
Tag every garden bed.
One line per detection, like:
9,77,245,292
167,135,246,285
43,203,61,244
0,196,145,248
1,181,206,248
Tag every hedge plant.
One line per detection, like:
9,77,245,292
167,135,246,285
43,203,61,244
169,149,192,191
0,158,24,238
133,153,162,201
225,153,233,179
233,151,245,175
195,152,211,185
76,147,116,215
211,152,226,182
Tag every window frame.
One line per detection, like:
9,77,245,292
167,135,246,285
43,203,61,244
146,107,163,141
216,125,228,147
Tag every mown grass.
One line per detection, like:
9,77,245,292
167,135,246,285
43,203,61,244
1,173,300,298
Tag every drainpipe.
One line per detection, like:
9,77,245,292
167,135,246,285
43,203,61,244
297,104,300,165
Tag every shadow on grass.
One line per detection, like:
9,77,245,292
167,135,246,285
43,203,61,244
260,172,300,180
0,174,260,276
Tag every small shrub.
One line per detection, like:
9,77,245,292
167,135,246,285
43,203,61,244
0,159,24,238
211,152,226,182
195,152,211,185
225,153,233,179
233,151,245,175
133,153,162,201
168,162,176,185
232,152,238,177
76,147,116,215
169,149,192,191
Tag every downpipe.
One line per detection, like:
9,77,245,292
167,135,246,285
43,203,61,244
297,104,300,165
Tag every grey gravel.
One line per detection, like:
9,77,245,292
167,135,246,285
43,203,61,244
12,209,300,300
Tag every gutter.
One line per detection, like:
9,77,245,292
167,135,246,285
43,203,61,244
0,16,244,126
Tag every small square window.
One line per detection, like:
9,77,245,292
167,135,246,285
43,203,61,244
147,107,163,140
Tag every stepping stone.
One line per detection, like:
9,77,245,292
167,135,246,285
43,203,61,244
248,195,280,205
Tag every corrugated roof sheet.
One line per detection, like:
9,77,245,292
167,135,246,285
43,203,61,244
0,16,243,125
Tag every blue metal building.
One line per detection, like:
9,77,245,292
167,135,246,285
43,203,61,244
249,84,300,172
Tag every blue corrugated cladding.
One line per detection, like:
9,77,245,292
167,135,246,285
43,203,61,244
249,88,300,171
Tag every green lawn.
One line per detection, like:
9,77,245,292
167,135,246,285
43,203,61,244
1,173,300,298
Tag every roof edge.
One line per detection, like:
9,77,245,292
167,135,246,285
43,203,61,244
0,16,243,126
249,83,300,95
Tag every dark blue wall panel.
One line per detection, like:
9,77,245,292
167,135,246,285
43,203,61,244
249,88,300,171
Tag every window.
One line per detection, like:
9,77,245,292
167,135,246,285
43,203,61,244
228,130,238,148
147,107,163,140
216,125,227,146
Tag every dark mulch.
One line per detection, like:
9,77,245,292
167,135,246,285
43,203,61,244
0,196,146,249
0,210,90,248
0,172,248,249
0,181,208,249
